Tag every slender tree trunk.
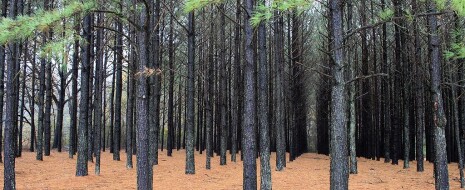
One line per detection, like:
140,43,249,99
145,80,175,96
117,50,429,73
54,23,67,152
185,11,196,175
126,17,135,168
18,39,28,157
76,13,92,177
109,53,115,153
345,0,357,174
230,0,241,163
243,0,257,188
43,0,53,156
0,0,7,162
258,6,271,188
329,0,349,189
167,0,175,157
205,6,215,169
94,12,104,175
37,42,46,161
113,8,123,161
428,1,449,189
29,39,36,153
4,0,18,187
381,0,391,164
219,4,228,166
412,0,424,172
274,10,286,171
69,17,79,158
135,1,150,188
148,0,161,171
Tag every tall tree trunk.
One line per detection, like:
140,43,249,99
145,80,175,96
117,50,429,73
346,0,357,174
274,10,286,171
18,37,28,157
381,0,391,163
205,5,215,169
148,0,161,170
109,53,115,153
135,1,150,188
69,16,79,158
412,0,424,172
185,11,196,175
29,38,36,153
37,36,46,161
76,13,92,177
428,1,449,189
392,0,402,165
329,0,349,189
243,0,257,188
94,12,104,175
167,0,175,157
0,0,7,162
231,0,241,163
219,4,228,166
4,0,18,187
125,71,135,168
113,7,123,161
43,0,52,157
54,22,67,152
258,5,271,188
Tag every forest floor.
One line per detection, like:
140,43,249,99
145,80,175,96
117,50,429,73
0,149,463,189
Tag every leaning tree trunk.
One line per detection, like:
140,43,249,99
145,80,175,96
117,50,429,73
329,0,349,189
428,1,449,189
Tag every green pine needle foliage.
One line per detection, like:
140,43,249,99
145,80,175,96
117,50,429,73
252,0,313,27
0,0,95,45
184,0,224,13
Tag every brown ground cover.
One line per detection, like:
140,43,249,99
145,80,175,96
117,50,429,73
0,150,462,189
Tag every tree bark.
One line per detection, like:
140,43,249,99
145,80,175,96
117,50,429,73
4,0,18,187
274,10,286,171
69,16,79,158
113,8,123,161
219,4,228,166
135,1,150,188
428,1,449,189
243,0,257,188
185,11,196,175
329,0,349,189
258,6,271,188
94,12,104,175
76,13,92,177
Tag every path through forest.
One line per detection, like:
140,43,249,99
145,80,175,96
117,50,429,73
0,150,460,189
